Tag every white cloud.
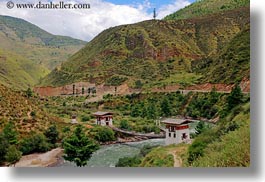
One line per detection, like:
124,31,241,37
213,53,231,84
157,0,191,19
0,0,190,41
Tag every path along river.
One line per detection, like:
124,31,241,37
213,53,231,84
57,122,200,167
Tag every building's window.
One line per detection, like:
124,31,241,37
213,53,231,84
174,133,176,138
169,126,175,132
169,133,171,137
182,133,187,140
106,117,109,121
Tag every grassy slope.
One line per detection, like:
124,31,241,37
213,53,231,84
193,27,250,84
187,103,250,167
164,0,249,20
41,7,249,87
0,49,48,90
0,84,64,138
0,15,86,71
140,102,250,167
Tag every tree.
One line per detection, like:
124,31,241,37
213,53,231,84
3,121,18,145
19,133,50,155
26,88,33,98
120,119,131,130
227,84,243,110
209,86,219,104
94,127,116,143
195,121,207,136
161,97,171,117
131,105,140,117
63,125,99,167
0,133,9,164
135,80,143,89
44,124,59,145
146,103,158,119
5,145,22,166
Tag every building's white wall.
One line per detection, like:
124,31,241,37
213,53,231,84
176,128,190,143
95,117,113,126
165,127,190,145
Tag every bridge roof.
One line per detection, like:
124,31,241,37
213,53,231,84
93,111,113,116
162,118,191,125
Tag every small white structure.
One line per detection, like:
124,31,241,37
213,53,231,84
162,118,191,145
93,111,113,126
71,115,78,124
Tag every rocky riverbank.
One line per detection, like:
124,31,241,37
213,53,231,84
15,148,63,167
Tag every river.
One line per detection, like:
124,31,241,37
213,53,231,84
58,139,165,167
57,122,200,167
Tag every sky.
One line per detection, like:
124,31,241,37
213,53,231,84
0,0,195,41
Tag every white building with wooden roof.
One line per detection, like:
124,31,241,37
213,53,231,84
162,118,191,145
93,111,113,126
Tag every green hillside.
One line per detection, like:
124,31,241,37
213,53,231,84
186,102,250,167
0,49,48,90
0,15,86,70
41,7,249,88
164,0,249,20
193,27,250,84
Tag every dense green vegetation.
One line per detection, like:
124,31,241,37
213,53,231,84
41,7,249,88
137,87,249,167
181,86,250,167
100,90,228,120
184,102,250,167
164,0,249,20
90,126,116,143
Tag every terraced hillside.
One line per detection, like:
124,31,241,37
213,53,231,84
41,7,249,89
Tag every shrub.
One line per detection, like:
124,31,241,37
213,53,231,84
44,124,59,145
3,121,18,145
5,145,22,166
116,156,142,167
19,133,51,155
120,119,131,130
81,115,91,122
30,111,36,117
0,133,9,164
94,127,116,143
139,145,158,157
105,76,128,86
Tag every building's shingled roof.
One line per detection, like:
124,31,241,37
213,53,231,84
162,118,191,125
93,111,113,116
